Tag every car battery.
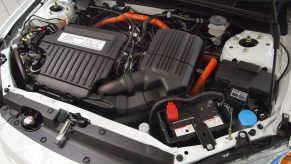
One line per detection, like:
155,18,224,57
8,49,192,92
157,99,230,146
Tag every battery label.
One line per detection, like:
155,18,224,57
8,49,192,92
57,32,106,51
174,124,195,137
204,115,224,128
230,88,248,101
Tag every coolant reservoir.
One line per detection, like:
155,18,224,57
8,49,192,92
31,0,75,27
221,30,274,72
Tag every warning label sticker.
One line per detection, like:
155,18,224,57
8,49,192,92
204,115,224,128
230,88,248,102
174,124,195,137
57,32,106,51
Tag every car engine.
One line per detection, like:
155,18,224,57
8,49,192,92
37,25,127,98
9,0,289,148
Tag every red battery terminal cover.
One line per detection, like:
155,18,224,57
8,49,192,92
167,102,179,122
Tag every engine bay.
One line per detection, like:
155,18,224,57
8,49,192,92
6,0,290,151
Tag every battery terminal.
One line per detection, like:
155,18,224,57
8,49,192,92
166,102,179,122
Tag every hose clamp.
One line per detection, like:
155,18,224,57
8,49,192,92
123,74,135,94
166,11,171,18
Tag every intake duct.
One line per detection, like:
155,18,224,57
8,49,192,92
98,71,158,95
98,29,203,96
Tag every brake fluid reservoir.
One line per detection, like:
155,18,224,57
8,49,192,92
208,15,227,37
208,15,228,45
221,30,274,72
31,0,75,27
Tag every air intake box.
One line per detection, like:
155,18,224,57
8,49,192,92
36,25,126,98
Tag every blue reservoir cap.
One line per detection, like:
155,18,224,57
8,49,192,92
238,110,257,127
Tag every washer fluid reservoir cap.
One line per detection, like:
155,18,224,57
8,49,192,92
238,110,257,127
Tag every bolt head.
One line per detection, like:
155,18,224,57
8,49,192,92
40,137,47,143
47,108,54,114
207,100,214,108
99,129,106,135
14,120,20,126
246,35,251,42
283,114,289,119
83,156,90,163
176,154,183,162
257,35,262,39
257,124,264,130
4,88,9,93
248,129,256,136
206,144,213,150
239,132,246,138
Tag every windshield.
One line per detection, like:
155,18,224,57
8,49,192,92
182,0,273,14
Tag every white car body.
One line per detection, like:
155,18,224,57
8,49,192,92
0,0,290,163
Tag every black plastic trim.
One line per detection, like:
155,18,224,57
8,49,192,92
0,92,174,164
0,38,4,51
198,135,288,164
0,56,2,107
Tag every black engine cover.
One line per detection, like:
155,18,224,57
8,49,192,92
36,25,126,98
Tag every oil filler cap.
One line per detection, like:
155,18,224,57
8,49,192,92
238,110,257,127
22,115,35,127
21,113,43,131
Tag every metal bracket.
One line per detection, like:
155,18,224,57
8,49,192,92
281,113,290,129
194,118,216,151
0,38,7,65
54,112,90,145
281,113,291,147
55,118,75,145
235,131,252,150
0,37,7,65
0,38,5,50
0,54,7,66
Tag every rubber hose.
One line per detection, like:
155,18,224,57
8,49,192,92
142,14,203,37
98,71,157,96
94,12,169,29
190,56,218,96
11,46,27,81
